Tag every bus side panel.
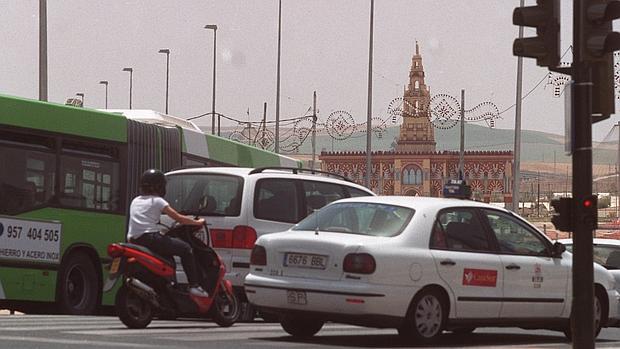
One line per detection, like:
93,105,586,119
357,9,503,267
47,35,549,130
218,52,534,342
0,267,57,302
19,208,125,305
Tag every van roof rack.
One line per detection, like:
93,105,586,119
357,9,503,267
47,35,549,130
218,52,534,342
249,167,352,183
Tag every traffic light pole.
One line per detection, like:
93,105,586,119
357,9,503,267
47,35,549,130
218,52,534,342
571,0,595,346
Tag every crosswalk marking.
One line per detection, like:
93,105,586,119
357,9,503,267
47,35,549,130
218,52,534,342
0,335,166,348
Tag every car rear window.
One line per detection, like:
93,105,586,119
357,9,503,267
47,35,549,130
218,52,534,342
293,202,414,237
165,173,243,216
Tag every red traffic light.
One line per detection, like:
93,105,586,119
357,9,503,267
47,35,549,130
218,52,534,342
583,198,593,208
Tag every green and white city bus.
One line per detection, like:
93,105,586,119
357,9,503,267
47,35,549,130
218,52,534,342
0,94,300,314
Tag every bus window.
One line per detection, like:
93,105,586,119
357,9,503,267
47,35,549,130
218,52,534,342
59,141,121,212
0,131,56,215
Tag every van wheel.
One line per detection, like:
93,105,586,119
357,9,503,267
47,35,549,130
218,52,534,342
280,315,324,338
563,292,604,341
398,289,446,344
57,252,99,315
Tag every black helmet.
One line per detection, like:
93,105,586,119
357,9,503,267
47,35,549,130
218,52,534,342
140,169,167,196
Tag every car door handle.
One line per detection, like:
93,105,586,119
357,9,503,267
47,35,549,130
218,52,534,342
505,264,521,270
440,259,456,266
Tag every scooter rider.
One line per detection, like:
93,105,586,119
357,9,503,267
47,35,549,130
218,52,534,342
127,169,209,298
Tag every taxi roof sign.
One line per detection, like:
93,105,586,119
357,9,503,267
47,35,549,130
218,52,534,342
443,179,472,199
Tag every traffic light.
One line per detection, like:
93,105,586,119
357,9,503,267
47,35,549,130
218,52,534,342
513,0,560,68
580,195,598,230
583,0,620,122
550,197,573,232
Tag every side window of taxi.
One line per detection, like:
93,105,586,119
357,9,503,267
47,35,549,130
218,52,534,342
431,208,491,252
482,209,549,256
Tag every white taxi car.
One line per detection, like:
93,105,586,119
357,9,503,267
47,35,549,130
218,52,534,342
244,196,620,343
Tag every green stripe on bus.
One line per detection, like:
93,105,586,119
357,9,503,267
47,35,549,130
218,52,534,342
0,267,58,302
206,134,281,167
0,94,127,142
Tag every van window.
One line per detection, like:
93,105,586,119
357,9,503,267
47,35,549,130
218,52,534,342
165,174,243,216
254,179,300,223
302,180,346,217
347,186,373,198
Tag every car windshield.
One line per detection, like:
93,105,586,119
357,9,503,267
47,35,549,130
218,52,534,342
565,243,620,270
293,202,414,237
165,173,243,216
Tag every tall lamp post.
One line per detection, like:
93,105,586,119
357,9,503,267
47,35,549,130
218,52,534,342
99,80,108,109
158,49,170,114
76,93,84,107
122,67,133,109
204,24,218,135
365,0,375,189
39,0,47,101
275,0,282,153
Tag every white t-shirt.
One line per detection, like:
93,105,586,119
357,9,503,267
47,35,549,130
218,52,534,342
127,195,169,240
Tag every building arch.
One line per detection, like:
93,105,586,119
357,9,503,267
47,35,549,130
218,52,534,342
402,164,423,185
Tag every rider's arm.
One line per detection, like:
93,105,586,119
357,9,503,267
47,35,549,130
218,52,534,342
162,205,205,226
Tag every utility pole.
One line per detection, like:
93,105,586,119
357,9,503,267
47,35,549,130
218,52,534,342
512,0,525,212
617,121,620,218
459,89,465,179
275,0,282,153
39,0,47,101
312,91,317,170
365,0,374,189
262,102,267,149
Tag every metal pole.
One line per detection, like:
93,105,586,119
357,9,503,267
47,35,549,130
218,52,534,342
213,29,218,136
571,0,595,345
512,0,525,212
312,91,317,169
39,0,47,101
205,25,218,134
459,89,465,179
365,0,374,189
262,102,267,149
275,0,282,153
104,84,108,109
537,171,540,217
129,71,133,109
617,121,620,219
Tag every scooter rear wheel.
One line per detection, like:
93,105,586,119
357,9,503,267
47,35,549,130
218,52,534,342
116,285,153,329
210,288,240,327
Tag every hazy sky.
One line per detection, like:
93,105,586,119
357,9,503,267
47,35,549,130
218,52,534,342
1,0,618,141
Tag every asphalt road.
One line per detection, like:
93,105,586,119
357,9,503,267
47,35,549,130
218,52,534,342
1,314,620,349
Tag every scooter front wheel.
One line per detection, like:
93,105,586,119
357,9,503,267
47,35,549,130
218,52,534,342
116,285,153,329
210,287,240,327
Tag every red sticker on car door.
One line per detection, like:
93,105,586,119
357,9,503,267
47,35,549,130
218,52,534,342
462,268,498,287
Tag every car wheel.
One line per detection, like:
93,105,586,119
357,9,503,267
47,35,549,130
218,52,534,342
116,285,152,329
398,289,446,344
57,252,99,315
280,315,324,338
562,292,604,341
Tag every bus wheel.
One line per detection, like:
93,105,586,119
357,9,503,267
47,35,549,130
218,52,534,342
57,252,98,315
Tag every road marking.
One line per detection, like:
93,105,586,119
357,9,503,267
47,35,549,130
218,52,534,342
0,335,166,348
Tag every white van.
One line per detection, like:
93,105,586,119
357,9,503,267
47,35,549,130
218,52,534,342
163,167,375,316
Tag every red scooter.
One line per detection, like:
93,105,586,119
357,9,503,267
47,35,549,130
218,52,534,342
105,222,239,329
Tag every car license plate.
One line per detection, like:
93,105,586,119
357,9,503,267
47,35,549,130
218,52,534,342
284,253,327,269
287,290,307,305
110,258,121,274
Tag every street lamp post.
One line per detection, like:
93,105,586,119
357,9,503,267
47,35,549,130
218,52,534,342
158,49,170,114
204,24,218,135
365,0,375,189
122,67,133,109
99,80,108,109
76,93,84,106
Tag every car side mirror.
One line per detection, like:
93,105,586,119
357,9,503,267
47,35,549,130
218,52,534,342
552,242,566,258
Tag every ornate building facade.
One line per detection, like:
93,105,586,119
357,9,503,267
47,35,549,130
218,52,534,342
320,44,514,204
